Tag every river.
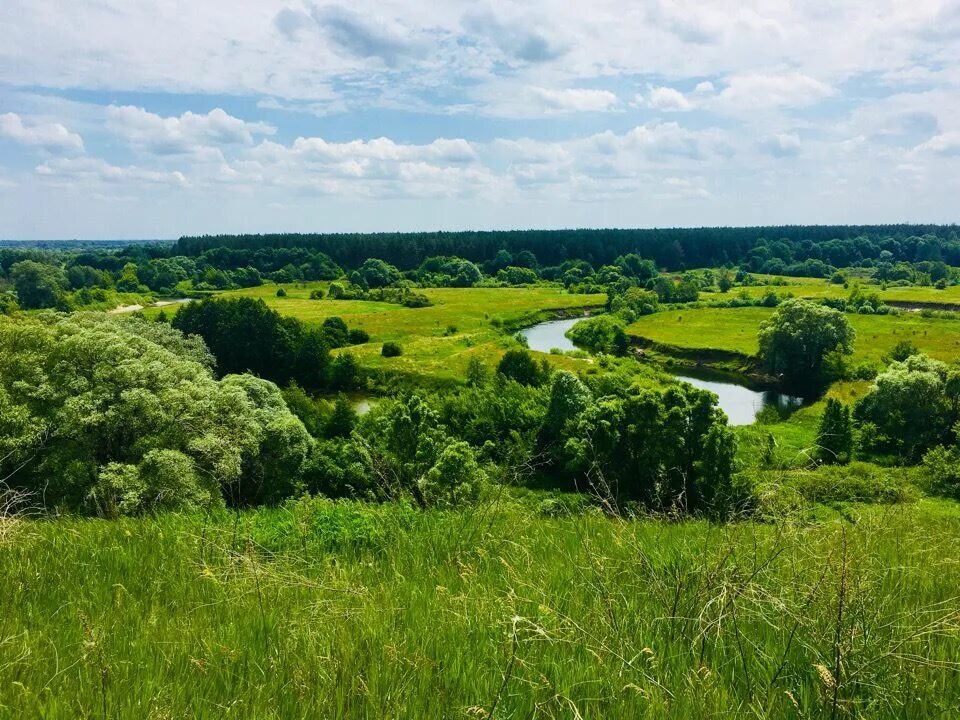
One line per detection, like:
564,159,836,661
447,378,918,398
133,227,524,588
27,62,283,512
518,317,805,426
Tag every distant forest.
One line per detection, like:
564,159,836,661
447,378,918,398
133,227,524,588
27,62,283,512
175,225,960,270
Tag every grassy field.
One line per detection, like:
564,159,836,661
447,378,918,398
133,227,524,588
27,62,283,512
722,276,960,305
2,496,959,719
151,284,605,382
627,306,960,364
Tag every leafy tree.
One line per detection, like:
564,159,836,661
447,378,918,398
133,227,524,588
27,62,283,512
537,371,592,452
358,258,401,288
328,352,363,390
758,299,855,384
326,394,358,438
886,339,919,363
816,398,853,464
560,384,737,512
0,313,311,514
497,349,548,386
320,316,349,347
854,354,960,460
10,261,67,309
567,316,630,355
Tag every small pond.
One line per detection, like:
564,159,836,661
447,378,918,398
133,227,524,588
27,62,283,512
517,317,584,353
518,317,806,426
670,369,806,426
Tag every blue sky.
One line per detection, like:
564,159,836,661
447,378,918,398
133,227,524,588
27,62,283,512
0,0,958,239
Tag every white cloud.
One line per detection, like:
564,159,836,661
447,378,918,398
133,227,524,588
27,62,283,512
528,87,619,113
0,112,84,153
642,86,694,112
106,106,274,155
715,72,835,110
36,157,188,187
913,132,960,156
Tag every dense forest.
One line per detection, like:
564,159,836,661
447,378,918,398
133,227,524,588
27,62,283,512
174,224,960,270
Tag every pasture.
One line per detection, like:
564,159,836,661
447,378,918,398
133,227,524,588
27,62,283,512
627,306,960,365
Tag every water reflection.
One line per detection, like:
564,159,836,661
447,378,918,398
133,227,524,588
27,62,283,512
671,370,805,426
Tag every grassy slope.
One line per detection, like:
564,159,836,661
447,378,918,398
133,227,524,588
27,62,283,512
2,499,959,719
152,284,606,382
627,306,960,364
727,275,960,305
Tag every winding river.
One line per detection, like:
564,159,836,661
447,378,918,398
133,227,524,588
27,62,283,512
518,317,805,426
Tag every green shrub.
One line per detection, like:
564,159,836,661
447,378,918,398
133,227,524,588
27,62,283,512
276,287,287,297
919,445,960,499
784,462,915,504
381,341,403,357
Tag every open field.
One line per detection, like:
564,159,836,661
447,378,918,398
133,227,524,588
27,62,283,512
627,306,960,364
2,497,960,719
724,275,960,306
150,284,606,382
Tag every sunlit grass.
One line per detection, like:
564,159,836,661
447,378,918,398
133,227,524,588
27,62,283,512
627,306,960,364
2,497,959,718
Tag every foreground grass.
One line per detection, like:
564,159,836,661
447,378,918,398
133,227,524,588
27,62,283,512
2,497,959,718
627,306,960,365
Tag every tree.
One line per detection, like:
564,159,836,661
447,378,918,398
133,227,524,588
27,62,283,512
0,313,311,514
10,261,67,309
496,349,547,386
816,398,853,464
358,258,401,288
758,299,855,385
326,394,357,438
854,354,960,460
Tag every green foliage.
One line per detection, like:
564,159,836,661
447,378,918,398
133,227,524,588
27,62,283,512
326,394,357,438
854,354,960,460
10,260,67,309
358,258,402,288
0,313,311,514
919,445,960,499
173,297,337,389
558,383,737,512
496,348,549,386
609,286,659,320
772,462,916,504
381,341,403,357
276,287,287,297
758,299,855,384
816,398,853,464
567,315,630,355
886,338,920,362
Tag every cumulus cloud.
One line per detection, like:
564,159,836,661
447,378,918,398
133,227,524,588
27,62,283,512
715,72,835,110
0,112,83,153
36,157,188,187
106,106,275,155
641,87,694,112
529,88,619,113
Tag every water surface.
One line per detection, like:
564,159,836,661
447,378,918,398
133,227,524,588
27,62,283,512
517,317,584,353
670,369,805,426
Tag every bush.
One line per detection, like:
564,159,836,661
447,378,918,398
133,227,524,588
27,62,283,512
276,287,287,297
347,328,370,345
381,341,403,357
497,349,549,386
780,463,916,504
309,288,325,300
920,445,960,499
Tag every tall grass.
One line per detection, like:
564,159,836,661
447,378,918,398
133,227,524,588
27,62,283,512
1,496,959,718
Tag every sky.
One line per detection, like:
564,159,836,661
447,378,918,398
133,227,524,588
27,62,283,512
0,1,958,239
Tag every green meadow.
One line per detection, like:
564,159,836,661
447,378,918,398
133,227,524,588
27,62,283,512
627,306,960,365
3,496,960,719
201,284,606,380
